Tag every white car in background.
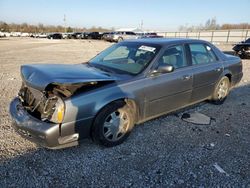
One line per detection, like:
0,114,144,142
10,32,21,37
110,31,138,42
21,33,30,37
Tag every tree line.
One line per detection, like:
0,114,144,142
179,18,250,31
1,19,250,33
0,21,112,33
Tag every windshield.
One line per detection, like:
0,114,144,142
89,42,161,75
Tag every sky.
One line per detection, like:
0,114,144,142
0,0,249,31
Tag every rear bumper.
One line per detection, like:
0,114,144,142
9,97,79,149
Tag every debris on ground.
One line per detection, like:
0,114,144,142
181,112,211,125
210,143,215,147
203,143,216,150
7,77,16,81
213,163,229,176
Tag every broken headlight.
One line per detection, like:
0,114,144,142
43,96,65,124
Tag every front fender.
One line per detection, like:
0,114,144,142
63,84,140,123
94,90,137,113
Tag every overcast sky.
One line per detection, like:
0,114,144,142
0,0,249,31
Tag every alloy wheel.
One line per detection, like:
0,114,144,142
103,110,129,141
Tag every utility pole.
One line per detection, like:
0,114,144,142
140,20,143,30
63,14,66,33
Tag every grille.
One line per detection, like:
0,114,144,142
18,84,44,112
18,83,58,121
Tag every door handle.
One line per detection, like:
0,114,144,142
182,75,192,80
214,67,221,72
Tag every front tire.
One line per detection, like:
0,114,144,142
92,101,135,147
210,76,230,105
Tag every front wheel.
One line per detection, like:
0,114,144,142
92,101,135,147
210,76,230,105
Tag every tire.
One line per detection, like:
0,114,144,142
117,37,123,42
210,76,230,105
92,101,135,147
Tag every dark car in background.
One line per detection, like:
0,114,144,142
80,32,102,39
47,33,63,39
10,38,242,149
233,38,250,59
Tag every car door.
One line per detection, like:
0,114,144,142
144,45,193,119
188,43,223,102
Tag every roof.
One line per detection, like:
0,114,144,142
124,38,204,45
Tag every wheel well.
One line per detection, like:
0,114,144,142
224,74,232,87
225,74,232,82
124,98,139,122
90,98,139,139
111,98,139,122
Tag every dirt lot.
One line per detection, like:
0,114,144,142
0,38,249,187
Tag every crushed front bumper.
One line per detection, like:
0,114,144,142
9,97,79,149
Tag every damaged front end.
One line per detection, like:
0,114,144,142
18,81,106,124
10,63,119,148
10,81,112,149
18,83,65,124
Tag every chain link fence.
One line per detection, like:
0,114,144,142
157,29,250,44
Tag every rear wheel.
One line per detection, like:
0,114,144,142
210,76,230,105
92,101,134,147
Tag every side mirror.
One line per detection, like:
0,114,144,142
151,64,174,75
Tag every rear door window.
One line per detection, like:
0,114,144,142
189,44,217,65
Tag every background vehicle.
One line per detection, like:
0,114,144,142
101,32,112,40
102,32,116,41
109,31,138,42
62,33,71,39
47,33,63,39
0,32,6,38
10,38,243,149
83,32,102,39
30,33,47,38
233,38,250,59
137,32,163,39
65,32,82,39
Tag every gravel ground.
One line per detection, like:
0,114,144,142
0,38,249,187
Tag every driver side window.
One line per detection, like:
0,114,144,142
158,45,187,69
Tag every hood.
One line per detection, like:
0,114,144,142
21,63,118,90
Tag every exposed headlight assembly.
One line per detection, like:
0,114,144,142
43,96,65,124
